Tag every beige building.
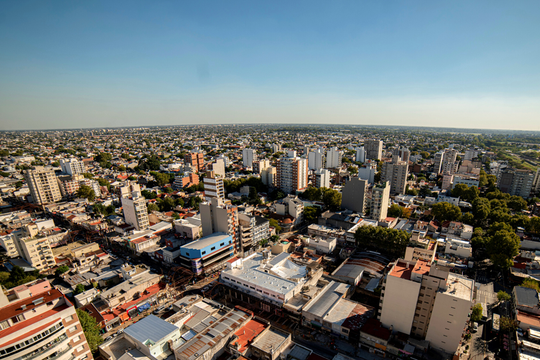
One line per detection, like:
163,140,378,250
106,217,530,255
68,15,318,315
0,279,93,360
364,139,383,160
277,151,308,194
203,171,225,200
25,167,62,205
120,182,149,231
381,160,409,195
200,197,239,252
371,181,390,221
10,223,57,271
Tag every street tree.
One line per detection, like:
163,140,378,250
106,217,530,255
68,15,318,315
431,202,462,222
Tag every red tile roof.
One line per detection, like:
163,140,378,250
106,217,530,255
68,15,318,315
0,289,64,323
231,319,267,352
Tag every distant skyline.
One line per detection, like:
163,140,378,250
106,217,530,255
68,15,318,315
1,1,539,131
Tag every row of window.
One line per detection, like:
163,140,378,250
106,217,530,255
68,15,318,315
0,322,64,357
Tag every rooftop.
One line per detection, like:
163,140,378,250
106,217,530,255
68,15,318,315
251,326,290,354
180,232,231,251
515,286,539,308
389,260,415,280
440,274,474,301
230,319,268,352
124,315,179,345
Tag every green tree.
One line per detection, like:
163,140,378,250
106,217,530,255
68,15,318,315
470,303,483,323
527,216,540,234
304,206,321,224
472,198,491,222
388,204,403,218
15,181,23,189
521,278,540,291
55,265,70,276
269,218,282,233
77,185,95,201
431,202,462,222
347,166,358,175
497,291,511,303
139,155,161,171
147,203,159,213
355,226,410,258
141,190,158,199
74,284,86,294
164,186,174,194
150,171,170,187
321,188,342,211
498,316,519,333
486,223,521,269
462,212,474,225
302,187,322,201
76,309,103,353
507,195,528,212
97,178,111,190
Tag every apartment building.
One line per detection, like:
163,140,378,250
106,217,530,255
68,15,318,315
355,146,366,163
200,197,239,252
172,173,199,190
242,148,256,168
498,168,534,198
371,181,390,221
238,213,270,255
179,232,234,275
57,175,101,198
59,158,86,176
120,183,149,231
25,167,62,205
184,152,204,172
0,280,93,360
261,166,276,187
203,171,225,200
276,151,308,194
341,177,367,215
253,159,271,175
308,148,324,171
378,259,474,354
358,161,377,184
314,168,331,188
364,140,383,160
325,147,342,169
433,152,444,174
381,160,409,195
441,149,458,175
392,147,410,164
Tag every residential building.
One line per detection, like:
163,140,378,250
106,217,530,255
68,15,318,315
441,173,453,191
444,238,472,258
464,148,480,161
441,149,458,175
9,223,57,271
498,168,535,198
308,148,325,171
200,197,239,252
261,166,276,187
120,183,149,231
184,152,204,172
355,146,366,163
209,158,226,177
533,168,540,195
341,177,367,215
253,159,271,175
174,218,202,240
123,315,182,360
173,173,199,190
270,143,281,153
358,161,377,184
0,279,93,360
371,182,390,221
314,168,331,188
242,148,256,168
392,147,410,163
59,158,86,176
25,167,62,205
365,140,383,160
326,147,342,169
302,236,337,254
203,171,225,200
57,175,101,198
378,259,474,354
275,195,304,222
238,214,270,255
277,152,308,194
381,160,408,195
452,175,479,189
179,232,234,275
433,152,444,174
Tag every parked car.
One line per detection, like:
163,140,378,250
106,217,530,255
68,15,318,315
153,306,165,314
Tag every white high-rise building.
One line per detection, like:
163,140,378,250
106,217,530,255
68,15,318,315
203,171,225,200
326,147,342,169
59,158,86,176
277,153,308,194
242,149,256,168
358,161,377,184
371,181,390,221
441,149,458,174
314,169,331,188
365,140,383,160
308,148,325,171
355,146,366,163
200,197,240,252
120,182,149,231
25,167,62,205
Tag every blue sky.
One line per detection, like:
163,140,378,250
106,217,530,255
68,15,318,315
1,1,539,130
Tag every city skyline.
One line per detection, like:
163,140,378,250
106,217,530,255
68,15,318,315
1,1,539,131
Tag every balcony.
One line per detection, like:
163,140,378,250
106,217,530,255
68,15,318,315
20,334,69,360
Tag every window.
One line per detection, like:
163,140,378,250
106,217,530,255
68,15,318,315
342,329,349,334
224,277,230,280
229,241,232,244
76,345,85,352
66,315,74,322
220,243,224,246
257,289,262,293
0,320,9,330
250,286,255,289
231,279,236,283
202,251,206,255
69,325,78,333
81,355,88,360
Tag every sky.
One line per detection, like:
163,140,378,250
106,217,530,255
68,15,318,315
0,1,539,131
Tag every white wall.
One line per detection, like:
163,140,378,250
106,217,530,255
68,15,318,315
379,274,420,334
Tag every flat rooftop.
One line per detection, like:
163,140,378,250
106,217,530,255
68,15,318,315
251,326,290,353
441,274,474,301
124,315,179,344
389,260,415,280
180,232,231,251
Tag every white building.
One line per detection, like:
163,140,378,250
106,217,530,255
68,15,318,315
355,146,366,163
120,182,149,231
314,168,331,188
358,161,377,184
444,238,472,258
308,148,325,171
303,236,337,254
277,153,308,194
326,147,342,169
242,148,256,168
60,158,86,176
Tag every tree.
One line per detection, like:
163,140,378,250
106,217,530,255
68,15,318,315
355,226,410,258
470,303,483,323
139,155,161,171
388,204,403,218
462,212,474,225
507,196,528,212
302,187,322,201
347,166,358,175
147,203,159,213
304,206,321,224
497,291,511,303
527,216,540,235
269,218,282,233
150,171,170,187
97,178,111,190
431,202,462,222
486,223,521,269
74,284,86,294
472,198,491,222
76,309,103,353
95,152,112,168
164,186,174,194
15,181,23,189
321,188,342,211
498,316,519,333
55,265,70,276
521,278,540,292
77,185,95,201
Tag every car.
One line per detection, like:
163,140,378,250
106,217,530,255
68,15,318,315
116,329,124,335
167,305,173,311
153,306,165,314
112,333,118,338
105,336,112,341
473,322,479,332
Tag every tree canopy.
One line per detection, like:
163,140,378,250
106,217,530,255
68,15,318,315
77,184,95,201
431,202,462,222
76,309,103,353
355,226,410,258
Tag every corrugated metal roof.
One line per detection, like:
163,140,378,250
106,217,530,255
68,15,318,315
124,315,179,344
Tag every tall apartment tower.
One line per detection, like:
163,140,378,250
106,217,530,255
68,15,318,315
381,160,409,195
200,197,240,253
498,168,535,198
253,159,271,174
433,152,444,174
261,166,276,187
533,168,540,195
341,177,367,214
314,168,331,188
184,152,204,172
59,158,86,176
325,147,342,169
355,146,366,163
24,167,62,205
364,140,383,160
308,148,325,171
277,152,308,194
441,149,458,174
0,279,94,360
378,259,474,354
371,181,390,221
120,182,149,231
242,148,256,168
203,171,225,200
393,147,410,164
358,161,377,184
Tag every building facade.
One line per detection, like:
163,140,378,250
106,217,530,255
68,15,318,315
120,183,149,231
200,197,240,252
276,152,308,194
59,158,86,176
25,167,62,205
364,140,383,160
341,177,367,215
371,181,390,221
179,233,234,275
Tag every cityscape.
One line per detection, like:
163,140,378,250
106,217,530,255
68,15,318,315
1,2,540,360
